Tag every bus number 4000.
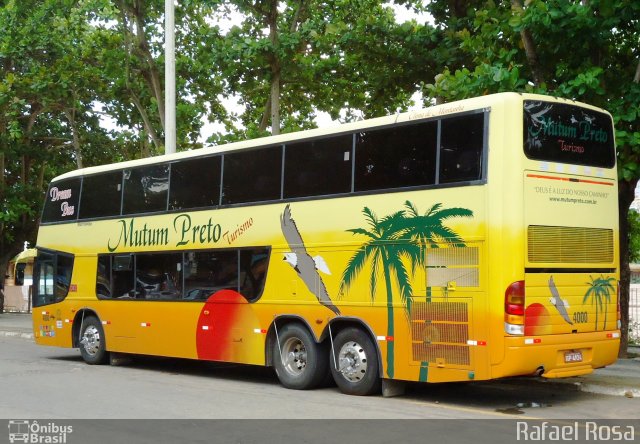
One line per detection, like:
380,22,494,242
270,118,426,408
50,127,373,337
573,311,588,324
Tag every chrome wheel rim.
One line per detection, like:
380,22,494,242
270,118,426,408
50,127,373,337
281,337,307,376
337,341,368,382
81,325,101,356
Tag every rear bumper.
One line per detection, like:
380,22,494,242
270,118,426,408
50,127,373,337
495,331,620,379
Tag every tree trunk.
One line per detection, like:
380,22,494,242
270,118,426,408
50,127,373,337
618,178,637,358
64,108,83,169
117,0,164,149
130,90,163,150
259,96,272,132
511,0,545,86
267,1,280,136
270,69,281,136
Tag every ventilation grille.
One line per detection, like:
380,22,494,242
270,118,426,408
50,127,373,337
412,322,468,344
410,300,470,366
527,225,614,263
426,247,479,287
412,344,470,366
411,301,468,322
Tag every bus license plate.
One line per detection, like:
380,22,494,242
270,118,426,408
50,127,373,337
564,351,583,363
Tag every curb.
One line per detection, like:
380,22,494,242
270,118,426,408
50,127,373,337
550,378,640,398
577,383,640,398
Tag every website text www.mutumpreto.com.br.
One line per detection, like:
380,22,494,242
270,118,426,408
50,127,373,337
549,196,597,205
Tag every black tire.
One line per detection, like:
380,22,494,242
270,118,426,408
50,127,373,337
330,327,381,396
273,323,329,390
78,316,109,365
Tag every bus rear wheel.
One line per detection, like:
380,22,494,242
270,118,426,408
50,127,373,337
79,316,109,365
330,327,381,396
273,323,328,390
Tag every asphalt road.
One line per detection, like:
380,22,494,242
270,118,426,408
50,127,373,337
1,335,638,444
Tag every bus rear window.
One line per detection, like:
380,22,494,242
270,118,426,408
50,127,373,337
523,100,615,168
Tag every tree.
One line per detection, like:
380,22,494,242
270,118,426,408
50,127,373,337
628,210,640,264
419,0,640,357
210,0,438,141
94,0,226,153
0,0,232,279
0,0,110,278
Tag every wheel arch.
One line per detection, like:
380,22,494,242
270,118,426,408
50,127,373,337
264,314,320,367
323,317,383,377
71,308,102,348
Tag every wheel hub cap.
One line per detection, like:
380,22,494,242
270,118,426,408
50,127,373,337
337,341,368,382
281,337,307,376
81,325,101,356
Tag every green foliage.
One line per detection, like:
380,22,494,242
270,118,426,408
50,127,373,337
629,210,640,263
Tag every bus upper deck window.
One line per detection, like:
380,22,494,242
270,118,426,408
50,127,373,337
439,114,484,184
122,165,169,215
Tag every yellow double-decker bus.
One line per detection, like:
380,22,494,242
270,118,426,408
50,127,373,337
32,93,620,395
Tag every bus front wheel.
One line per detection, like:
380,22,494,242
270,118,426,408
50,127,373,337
273,323,328,390
330,327,381,396
79,316,109,365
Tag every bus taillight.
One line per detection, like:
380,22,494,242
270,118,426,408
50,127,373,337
505,280,525,336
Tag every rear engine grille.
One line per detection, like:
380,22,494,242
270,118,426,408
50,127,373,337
528,225,613,263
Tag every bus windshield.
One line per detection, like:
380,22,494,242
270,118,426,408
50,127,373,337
523,100,615,168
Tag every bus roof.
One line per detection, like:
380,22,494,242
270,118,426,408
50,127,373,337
52,92,609,182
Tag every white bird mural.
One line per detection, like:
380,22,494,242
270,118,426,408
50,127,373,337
548,276,573,325
280,204,341,315
283,252,332,275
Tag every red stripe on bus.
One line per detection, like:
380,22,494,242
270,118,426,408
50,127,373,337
526,174,613,186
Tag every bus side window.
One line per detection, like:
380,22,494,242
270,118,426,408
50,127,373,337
222,147,282,204
34,253,55,307
135,253,182,300
80,172,123,219
169,156,221,210
184,252,216,300
239,249,269,301
122,165,169,215
354,121,437,192
112,254,135,298
55,255,73,301
96,256,112,298
33,250,74,307
283,135,352,199
439,113,484,184
183,250,238,300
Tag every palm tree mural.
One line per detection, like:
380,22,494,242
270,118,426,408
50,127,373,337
583,275,616,331
402,201,473,251
339,207,417,378
340,201,473,378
